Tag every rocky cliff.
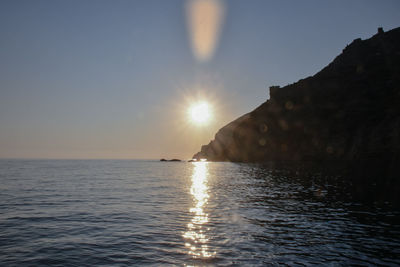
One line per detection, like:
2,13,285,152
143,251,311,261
193,27,400,163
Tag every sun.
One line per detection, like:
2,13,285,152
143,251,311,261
188,101,212,125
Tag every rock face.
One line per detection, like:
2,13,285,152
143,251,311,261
193,27,400,162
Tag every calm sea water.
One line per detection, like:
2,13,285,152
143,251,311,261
0,159,399,266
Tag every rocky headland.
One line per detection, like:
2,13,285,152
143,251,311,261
193,27,400,166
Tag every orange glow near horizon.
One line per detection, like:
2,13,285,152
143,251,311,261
186,0,225,62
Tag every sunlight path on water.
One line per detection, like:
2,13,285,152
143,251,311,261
183,162,216,258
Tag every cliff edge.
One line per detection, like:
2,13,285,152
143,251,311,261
193,27,400,163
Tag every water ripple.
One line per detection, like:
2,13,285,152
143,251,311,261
0,159,399,266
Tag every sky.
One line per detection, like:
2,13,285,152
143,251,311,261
0,0,399,159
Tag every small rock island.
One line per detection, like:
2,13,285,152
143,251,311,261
160,158,182,162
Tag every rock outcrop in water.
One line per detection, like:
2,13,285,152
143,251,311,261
160,158,182,162
193,27,400,163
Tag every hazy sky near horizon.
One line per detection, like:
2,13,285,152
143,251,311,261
1,0,399,159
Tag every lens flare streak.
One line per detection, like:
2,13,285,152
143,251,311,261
186,0,225,62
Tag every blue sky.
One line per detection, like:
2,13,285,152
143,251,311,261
1,0,399,159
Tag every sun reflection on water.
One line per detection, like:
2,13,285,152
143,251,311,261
183,162,216,258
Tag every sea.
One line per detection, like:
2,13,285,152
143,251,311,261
0,159,399,266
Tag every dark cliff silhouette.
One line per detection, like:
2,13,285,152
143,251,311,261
193,27,400,165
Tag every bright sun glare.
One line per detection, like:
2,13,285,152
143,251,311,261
189,102,211,125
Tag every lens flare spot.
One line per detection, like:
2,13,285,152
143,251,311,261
186,0,225,62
